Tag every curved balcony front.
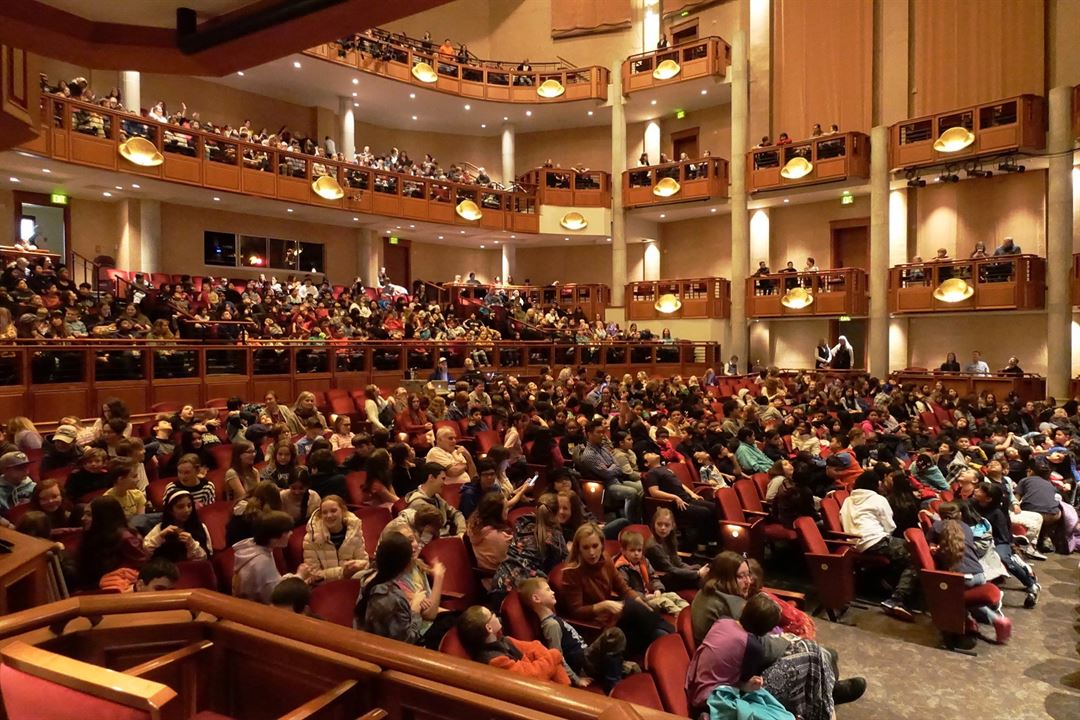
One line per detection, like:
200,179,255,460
746,268,868,318
623,157,729,208
627,277,731,320
621,36,730,94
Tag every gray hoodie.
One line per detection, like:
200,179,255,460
231,538,282,604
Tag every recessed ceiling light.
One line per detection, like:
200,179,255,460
409,93,416,99
587,111,593,116
460,230,466,234
409,224,415,228
115,185,122,190
352,78,359,85
351,92,357,97
353,102,359,107
411,115,418,120
606,237,612,242
481,124,486,128
353,217,359,221
287,208,294,213
783,198,789,203
659,213,666,218
701,89,707,95
131,183,140,189
494,240,499,244
510,235,516,239
438,235,444,239
710,208,717,213
213,196,220,201
293,61,301,69
41,168,50,174
396,226,401,229
464,104,471,110
650,99,657,105
237,71,245,76
8,177,18,183
503,116,508,121
102,191,112,197
480,244,485,249
525,110,532,116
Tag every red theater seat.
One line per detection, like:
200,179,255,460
609,673,664,711
643,634,690,716
309,578,362,627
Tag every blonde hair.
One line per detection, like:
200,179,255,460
6,416,36,435
566,522,604,568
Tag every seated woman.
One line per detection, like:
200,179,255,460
279,467,320,526
355,528,447,648
223,441,260,503
551,469,629,540
303,495,369,582
465,491,512,574
27,477,82,532
76,496,149,590
558,523,673,655
226,481,283,546
686,594,846,720
362,448,400,506
143,489,211,561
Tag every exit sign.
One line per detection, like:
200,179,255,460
50,193,68,205
388,236,399,244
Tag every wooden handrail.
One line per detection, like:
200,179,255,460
623,35,730,63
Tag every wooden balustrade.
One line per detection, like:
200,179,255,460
622,157,729,208
305,42,608,104
621,36,730,93
889,254,1045,314
889,94,1046,171
0,590,677,720
748,132,869,194
441,282,610,320
517,168,612,207
892,371,1046,403
17,95,542,234
626,277,730,320
0,339,720,422
745,268,868,318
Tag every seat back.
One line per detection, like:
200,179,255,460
174,560,218,591
438,627,471,660
643,634,690,717
794,516,829,555
715,487,746,522
675,605,695,653
353,505,391,555
750,472,770,499
0,641,174,720
580,481,605,519
285,525,307,572
499,588,540,642
668,462,692,487
198,500,233,553
919,411,940,431
734,479,764,513
419,537,481,610
819,495,843,534
440,484,462,509
903,527,935,571
344,472,366,506
609,673,664,711
473,430,501,457
308,578,363,627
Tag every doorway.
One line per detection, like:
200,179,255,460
671,127,699,161
670,19,699,44
829,218,869,269
382,237,410,288
828,318,867,369
13,191,69,257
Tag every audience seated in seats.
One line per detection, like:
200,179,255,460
271,576,316,616
356,528,450,648
382,503,443,552
281,467,320,527
465,491,512,573
613,530,689,615
426,427,476,484
143,488,210,561
644,508,706,591
641,452,716,551
405,461,466,537
0,451,36,514
226,481,284,546
76,496,149,590
456,604,571,684
303,495,369,582
232,510,307,603
492,493,566,597
165,453,216,507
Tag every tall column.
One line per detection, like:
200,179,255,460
643,0,661,49
501,243,516,283
357,229,380,288
501,123,515,188
610,58,628,307
868,125,890,377
644,119,661,164
120,71,140,114
139,199,161,273
338,97,356,160
729,29,750,366
1046,86,1074,399
888,189,910,372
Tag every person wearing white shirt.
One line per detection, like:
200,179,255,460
964,350,991,375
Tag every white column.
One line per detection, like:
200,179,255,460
643,0,661,50
643,242,660,280
120,71,140,114
1047,86,1074,398
610,58,628,307
644,120,661,165
139,199,161,273
358,229,380,288
888,189,909,372
729,29,750,364
868,125,890,378
501,244,516,282
338,97,356,161
501,123,515,188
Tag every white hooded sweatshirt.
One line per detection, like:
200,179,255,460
839,488,896,552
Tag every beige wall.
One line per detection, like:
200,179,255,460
764,319,833,369
907,315,1048,376
912,170,1046,260
660,216,731,278
355,121,502,179
769,197,870,269
660,105,731,162
515,244,613,285
516,125,613,176
409,241,500,284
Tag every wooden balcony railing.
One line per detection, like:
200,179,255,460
516,168,612,207
890,254,1046,314
748,132,869,193
0,339,720,422
18,95,543,235
621,36,731,93
623,157,729,208
892,370,1046,404
441,282,610,320
0,591,678,720
746,268,868,318
627,277,730,320
305,42,608,104
889,94,1046,171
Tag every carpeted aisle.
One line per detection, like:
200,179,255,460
808,554,1079,720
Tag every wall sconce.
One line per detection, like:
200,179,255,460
118,137,164,167
654,293,682,314
652,59,681,80
411,62,438,83
311,175,344,200
780,287,814,309
652,176,681,197
933,278,973,303
455,199,483,220
780,156,813,179
536,79,566,98
933,126,975,153
559,212,588,230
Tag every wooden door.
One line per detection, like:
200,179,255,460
830,219,869,269
671,128,699,161
383,237,410,287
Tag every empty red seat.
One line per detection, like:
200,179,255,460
438,627,471,659
609,673,664,711
174,560,218,590
499,588,540,642
199,500,234,553
793,516,856,622
643,633,690,716
419,537,481,611
308,578,362,627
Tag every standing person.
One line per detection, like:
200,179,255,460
830,336,853,370
814,339,832,369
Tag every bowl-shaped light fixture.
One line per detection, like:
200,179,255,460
933,126,975,153
411,61,438,83
932,277,974,303
780,287,814,309
780,156,813,179
311,175,345,200
652,59,681,80
559,212,588,231
654,293,682,314
455,199,483,221
118,137,164,167
536,79,566,98
652,176,681,197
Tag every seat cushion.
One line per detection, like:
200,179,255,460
763,523,798,542
963,582,1002,608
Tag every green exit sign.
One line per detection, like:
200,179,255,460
840,193,854,206
839,315,852,322
50,193,68,205
675,109,686,119
388,236,399,244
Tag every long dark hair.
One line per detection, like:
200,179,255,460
355,531,414,624
77,496,133,586
153,490,210,561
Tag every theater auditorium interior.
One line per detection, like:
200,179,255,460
0,0,1076,718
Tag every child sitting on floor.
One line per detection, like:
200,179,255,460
613,530,689,615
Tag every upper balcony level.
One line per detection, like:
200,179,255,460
748,132,869,194
621,37,730,94
890,255,1045,314
434,282,610,321
517,167,612,207
627,277,731,320
624,157,729,208
305,30,608,105
746,268,868,319
889,94,1045,172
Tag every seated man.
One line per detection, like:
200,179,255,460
576,419,643,523
404,462,466,537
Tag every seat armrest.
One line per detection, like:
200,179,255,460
825,530,861,540
764,586,806,608
743,509,769,519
